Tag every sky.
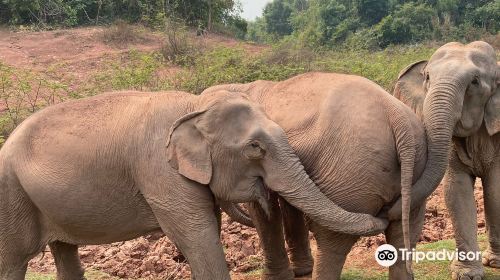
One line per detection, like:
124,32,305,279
240,0,272,21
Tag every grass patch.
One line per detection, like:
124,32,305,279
411,234,500,280
341,268,387,280
92,50,170,93
27,269,120,280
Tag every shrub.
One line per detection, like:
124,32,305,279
172,45,309,94
375,3,436,47
342,28,379,51
101,20,145,46
160,19,205,66
93,50,169,92
0,62,68,140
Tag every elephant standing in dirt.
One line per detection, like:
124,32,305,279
0,90,388,280
203,72,433,280
394,41,500,280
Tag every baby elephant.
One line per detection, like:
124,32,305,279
0,90,387,280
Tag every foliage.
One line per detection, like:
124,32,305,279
355,0,389,25
173,45,313,94
0,0,246,36
93,50,169,93
1,34,497,145
171,41,439,93
375,3,436,47
100,19,146,46
0,62,68,142
160,18,205,66
249,0,500,49
262,0,294,37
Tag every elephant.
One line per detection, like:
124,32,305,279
0,90,389,280
202,72,431,280
393,41,500,280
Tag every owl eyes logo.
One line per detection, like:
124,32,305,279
375,244,482,267
375,244,398,267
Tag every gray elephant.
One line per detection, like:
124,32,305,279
393,41,500,280
203,72,432,280
0,90,388,280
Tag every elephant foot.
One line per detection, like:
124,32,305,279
482,249,500,268
451,260,484,280
291,259,313,277
261,268,294,280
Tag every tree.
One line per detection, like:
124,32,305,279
375,2,436,46
355,0,389,25
263,0,294,36
470,0,500,32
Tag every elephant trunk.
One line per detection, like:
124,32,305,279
389,77,466,220
218,201,254,228
389,103,417,275
264,144,388,236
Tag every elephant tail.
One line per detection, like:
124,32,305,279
388,103,416,275
218,201,255,228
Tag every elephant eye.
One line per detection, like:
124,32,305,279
243,140,266,160
425,73,430,82
471,76,479,85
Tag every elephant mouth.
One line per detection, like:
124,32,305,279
255,177,271,218
453,119,479,137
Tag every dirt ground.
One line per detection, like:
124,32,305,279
0,27,488,279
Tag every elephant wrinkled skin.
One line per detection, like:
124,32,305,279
0,90,388,280
394,41,500,280
203,72,430,280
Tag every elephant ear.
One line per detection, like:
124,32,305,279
484,62,500,136
166,110,212,185
393,60,428,120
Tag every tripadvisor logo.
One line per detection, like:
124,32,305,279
375,244,398,267
374,244,482,267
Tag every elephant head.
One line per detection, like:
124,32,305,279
390,41,499,219
167,90,387,235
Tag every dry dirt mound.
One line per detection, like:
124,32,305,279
28,180,486,279
29,215,262,279
0,27,161,81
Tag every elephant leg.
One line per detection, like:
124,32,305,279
310,223,358,280
385,201,426,280
247,193,294,280
0,183,45,280
49,241,85,280
145,187,230,280
279,197,313,277
481,163,500,269
444,164,483,280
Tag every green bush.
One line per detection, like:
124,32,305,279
169,45,309,94
93,50,169,93
315,45,436,89
160,19,205,66
375,3,436,47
